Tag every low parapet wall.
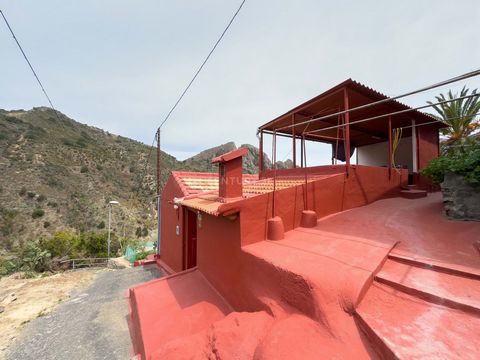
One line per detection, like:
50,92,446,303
239,165,407,246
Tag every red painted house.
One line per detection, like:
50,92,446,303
129,80,480,359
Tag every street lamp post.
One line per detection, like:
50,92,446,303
107,200,119,265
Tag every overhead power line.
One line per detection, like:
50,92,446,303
158,0,247,130
140,0,247,193
0,9,62,122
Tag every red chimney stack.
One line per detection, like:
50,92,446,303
212,147,248,202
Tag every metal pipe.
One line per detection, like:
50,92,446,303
275,69,480,132
259,130,264,173
344,89,351,176
292,115,296,168
388,116,392,180
272,131,277,217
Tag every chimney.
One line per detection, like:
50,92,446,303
212,147,248,202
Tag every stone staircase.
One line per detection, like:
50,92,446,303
355,256,480,359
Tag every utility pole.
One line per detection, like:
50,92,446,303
107,200,119,265
156,129,161,256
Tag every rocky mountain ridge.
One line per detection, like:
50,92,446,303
0,107,287,252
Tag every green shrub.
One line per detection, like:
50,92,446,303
135,249,154,261
97,220,105,229
37,194,46,202
0,207,17,237
80,165,88,173
32,209,45,219
47,201,58,207
62,138,74,147
27,191,36,198
41,230,80,258
80,231,120,258
76,138,88,148
19,187,27,196
18,240,51,273
3,240,53,275
420,141,480,186
43,221,51,228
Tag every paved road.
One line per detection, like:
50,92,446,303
7,265,163,360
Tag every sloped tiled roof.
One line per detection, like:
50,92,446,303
172,171,258,197
172,172,341,215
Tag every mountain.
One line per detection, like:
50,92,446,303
0,108,281,253
180,142,272,174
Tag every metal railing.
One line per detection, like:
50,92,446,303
59,258,110,270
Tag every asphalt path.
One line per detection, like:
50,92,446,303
7,265,163,360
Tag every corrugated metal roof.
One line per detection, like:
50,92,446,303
260,78,440,131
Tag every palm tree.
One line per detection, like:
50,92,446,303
428,86,480,146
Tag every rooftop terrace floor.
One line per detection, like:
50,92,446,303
314,192,480,276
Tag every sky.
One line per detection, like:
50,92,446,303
1,0,479,163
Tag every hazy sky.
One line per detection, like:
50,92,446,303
1,1,479,162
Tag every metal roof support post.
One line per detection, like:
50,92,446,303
259,130,264,173
292,114,296,168
343,88,351,177
272,130,277,218
303,133,308,208
388,116,392,180
300,137,304,168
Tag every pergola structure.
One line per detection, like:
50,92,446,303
257,79,445,177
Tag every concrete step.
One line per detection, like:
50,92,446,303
400,189,427,199
376,258,480,315
388,253,480,280
356,282,480,359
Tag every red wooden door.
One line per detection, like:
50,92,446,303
186,210,197,268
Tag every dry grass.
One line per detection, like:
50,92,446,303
0,270,97,359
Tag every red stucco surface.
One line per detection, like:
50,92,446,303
159,175,184,272
130,189,480,359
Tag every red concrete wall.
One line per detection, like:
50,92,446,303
416,125,440,190
417,125,440,170
196,213,319,315
238,165,407,246
160,177,184,272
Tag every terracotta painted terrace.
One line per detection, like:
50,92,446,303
128,80,480,359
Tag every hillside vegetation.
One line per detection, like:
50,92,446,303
0,107,281,267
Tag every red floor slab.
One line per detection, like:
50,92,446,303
376,258,480,314
357,282,480,359
129,269,232,360
315,193,480,275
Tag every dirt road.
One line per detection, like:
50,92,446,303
5,265,163,360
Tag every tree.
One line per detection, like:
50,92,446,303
428,86,480,148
